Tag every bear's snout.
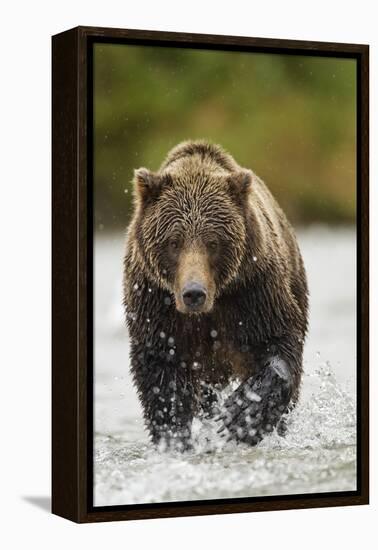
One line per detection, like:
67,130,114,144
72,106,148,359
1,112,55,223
182,282,207,309
174,247,215,314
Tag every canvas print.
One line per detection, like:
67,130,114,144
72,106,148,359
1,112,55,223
93,44,356,506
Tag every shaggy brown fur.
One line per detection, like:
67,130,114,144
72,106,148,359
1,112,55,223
123,140,308,450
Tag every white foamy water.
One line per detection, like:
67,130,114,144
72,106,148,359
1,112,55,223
94,226,356,506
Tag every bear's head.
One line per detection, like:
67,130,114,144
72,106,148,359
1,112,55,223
132,162,253,314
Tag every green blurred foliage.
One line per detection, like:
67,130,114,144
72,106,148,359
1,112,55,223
94,44,356,228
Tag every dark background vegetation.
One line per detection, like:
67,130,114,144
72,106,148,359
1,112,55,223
94,44,356,229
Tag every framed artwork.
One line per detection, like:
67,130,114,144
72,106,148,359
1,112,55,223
52,26,369,523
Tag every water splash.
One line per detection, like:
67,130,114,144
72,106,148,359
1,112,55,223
94,363,356,505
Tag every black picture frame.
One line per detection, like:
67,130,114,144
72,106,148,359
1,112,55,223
52,26,369,523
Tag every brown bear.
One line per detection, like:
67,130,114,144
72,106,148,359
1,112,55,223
123,140,308,450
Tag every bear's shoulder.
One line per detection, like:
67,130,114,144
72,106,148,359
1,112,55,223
159,140,239,173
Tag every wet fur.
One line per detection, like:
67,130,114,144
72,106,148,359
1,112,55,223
123,140,309,449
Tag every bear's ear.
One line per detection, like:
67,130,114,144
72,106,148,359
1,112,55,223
227,169,253,204
133,168,163,204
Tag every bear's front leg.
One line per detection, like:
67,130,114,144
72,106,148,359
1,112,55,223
217,346,301,446
130,343,199,451
199,382,221,419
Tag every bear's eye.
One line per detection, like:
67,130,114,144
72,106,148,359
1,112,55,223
208,240,218,251
169,239,180,251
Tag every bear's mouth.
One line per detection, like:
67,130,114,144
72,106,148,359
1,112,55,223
176,294,212,315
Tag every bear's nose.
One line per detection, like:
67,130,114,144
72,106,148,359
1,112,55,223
182,283,207,308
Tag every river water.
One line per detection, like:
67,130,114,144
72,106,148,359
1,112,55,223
94,226,356,506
